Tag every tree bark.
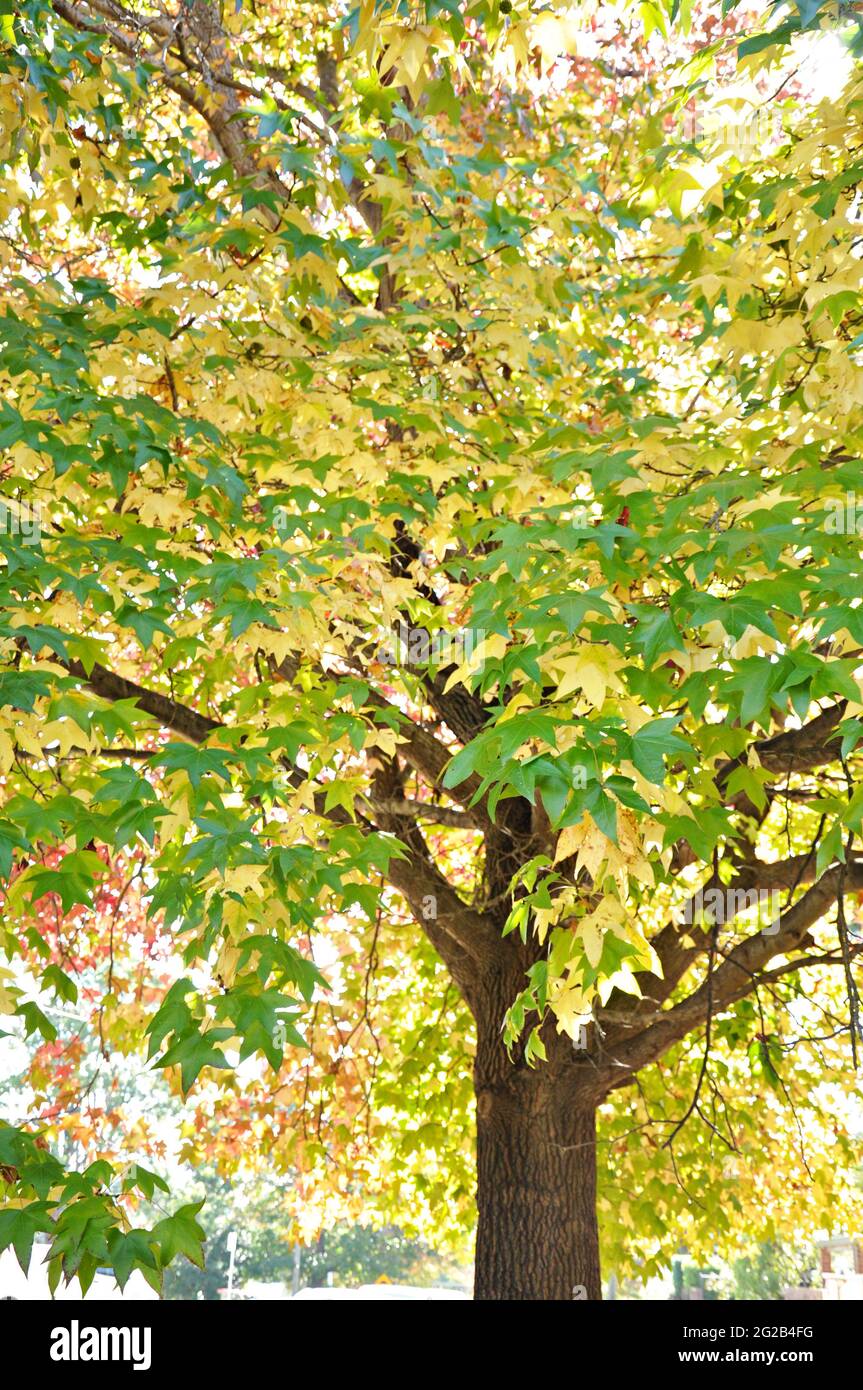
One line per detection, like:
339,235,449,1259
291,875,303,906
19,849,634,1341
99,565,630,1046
472,978,602,1301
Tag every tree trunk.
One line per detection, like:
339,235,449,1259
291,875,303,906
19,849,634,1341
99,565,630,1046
472,981,602,1301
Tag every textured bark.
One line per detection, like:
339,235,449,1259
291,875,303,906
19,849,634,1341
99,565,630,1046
473,973,602,1301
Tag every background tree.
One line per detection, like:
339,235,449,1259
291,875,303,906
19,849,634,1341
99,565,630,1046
725,1241,820,1302
1,0,863,1300
158,1168,455,1298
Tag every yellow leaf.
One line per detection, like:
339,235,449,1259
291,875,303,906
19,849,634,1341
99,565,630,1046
547,645,623,708
223,864,268,895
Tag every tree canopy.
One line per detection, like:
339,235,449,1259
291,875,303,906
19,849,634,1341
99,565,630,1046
2,0,863,1298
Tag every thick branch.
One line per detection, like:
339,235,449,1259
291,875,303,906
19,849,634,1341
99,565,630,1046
378,817,503,988
362,686,490,821
64,659,221,743
717,701,846,790
602,861,863,1088
635,847,829,1017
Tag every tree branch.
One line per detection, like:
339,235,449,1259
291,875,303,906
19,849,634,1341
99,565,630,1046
63,659,221,743
716,701,846,790
602,861,863,1089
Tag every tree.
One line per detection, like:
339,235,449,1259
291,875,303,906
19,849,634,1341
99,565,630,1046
725,1241,819,1302
158,1168,452,1299
2,0,863,1300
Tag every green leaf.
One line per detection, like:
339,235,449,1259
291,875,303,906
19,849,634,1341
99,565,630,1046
151,1201,206,1268
631,717,688,785
0,1204,54,1273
